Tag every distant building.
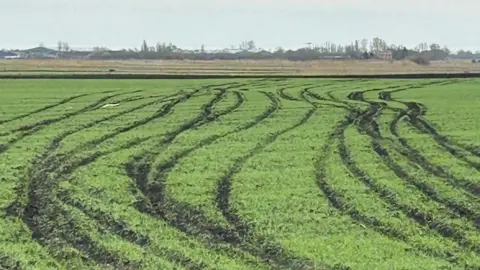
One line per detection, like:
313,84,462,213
376,50,393,61
0,50,19,59
22,47,58,59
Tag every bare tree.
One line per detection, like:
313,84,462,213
239,40,256,51
360,39,368,52
429,43,441,51
62,42,70,52
57,41,63,52
141,40,149,52
415,42,429,52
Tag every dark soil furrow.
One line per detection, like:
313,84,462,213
0,93,90,125
275,84,322,101
0,90,142,155
57,190,209,270
338,124,480,256
389,111,480,197
342,91,480,255
314,124,457,263
303,87,419,243
214,106,335,270
305,91,351,110
338,124,480,253
0,254,23,270
379,80,480,164
9,91,202,267
379,85,480,198
5,86,234,267
127,91,328,269
277,86,302,101
226,91,245,113
308,85,474,265
13,90,143,133
162,87,230,144
347,92,480,223
22,155,142,268
125,90,275,268
410,114,480,170
68,91,190,152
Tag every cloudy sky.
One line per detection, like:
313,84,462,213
2,0,479,52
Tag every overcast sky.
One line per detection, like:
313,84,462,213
2,0,479,52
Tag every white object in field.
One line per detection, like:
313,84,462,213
101,103,120,108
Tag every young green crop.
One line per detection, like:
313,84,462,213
0,78,479,269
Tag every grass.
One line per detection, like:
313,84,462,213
1,59,480,75
0,78,479,269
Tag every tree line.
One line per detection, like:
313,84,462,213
36,37,480,61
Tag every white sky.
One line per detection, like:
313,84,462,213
2,0,479,52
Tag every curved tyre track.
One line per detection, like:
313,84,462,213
387,108,480,197
67,91,196,153
12,84,244,267
214,105,334,269
379,80,480,167
4,79,477,269
302,88,457,262
56,189,209,270
6,88,208,268
0,254,22,270
0,90,142,155
341,88,480,264
347,91,480,225
313,119,456,263
0,93,92,125
126,89,334,269
309,85,478,266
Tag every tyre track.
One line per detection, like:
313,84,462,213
0,90,142,155
0,256,22,270
6,89,207,268
56,189,209,270
379,80,480,166
275,83,318,101
405,103,480,170
314,117,457,264
125,91,281,268
66,91,189,153
126,89,329,269
0,93,92,125
5,90,184,217
306,84,474,266
214,105,333,270
379,82,480,194
347,91,480,223
302,87,458,263
276,83,338,102
17,84,241,267
387,109,480,197
341,89,480,258
277,86,304,101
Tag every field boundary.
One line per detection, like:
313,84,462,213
2,73,480,79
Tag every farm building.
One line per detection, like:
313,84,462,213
376,50,393,60
22,47,58,59
0,50,20,59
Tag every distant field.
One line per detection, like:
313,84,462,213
1,59,480,75
1,78,480,269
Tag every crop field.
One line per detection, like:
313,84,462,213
2,59,480,76
0,78,480,269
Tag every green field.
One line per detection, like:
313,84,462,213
0,78,480,270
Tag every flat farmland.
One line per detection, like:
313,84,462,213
1,59,480,75
0,78,480,270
